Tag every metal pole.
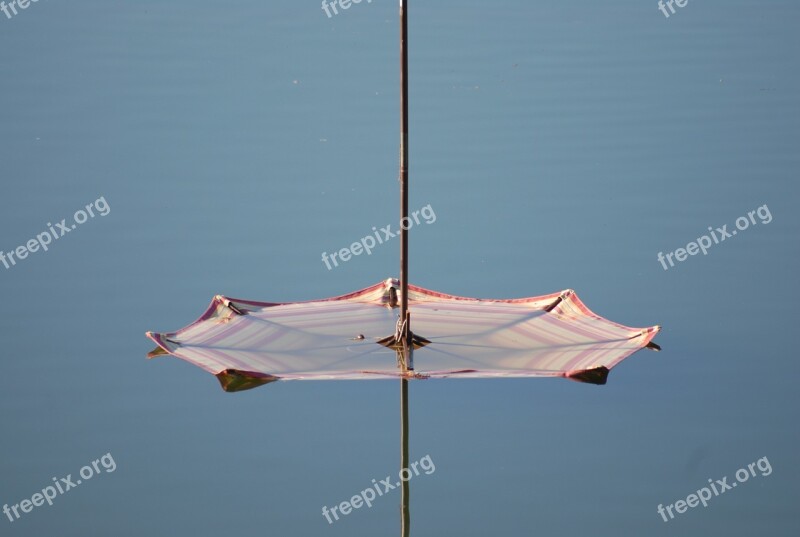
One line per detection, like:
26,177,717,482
399,5,411,533
399,0,409,348
400,377,410,537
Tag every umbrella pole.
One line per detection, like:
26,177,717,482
400,377,410,537
399,3,411,535
399,0,409,346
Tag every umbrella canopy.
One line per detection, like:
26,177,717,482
146,278,660,391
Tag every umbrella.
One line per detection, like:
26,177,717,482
146,1,660,534
146,278,660,391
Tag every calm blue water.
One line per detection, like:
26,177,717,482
1,1,798,535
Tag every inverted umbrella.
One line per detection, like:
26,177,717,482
147,1,660,534
146,278,660,391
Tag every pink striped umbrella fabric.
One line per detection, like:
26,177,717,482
146,278,660,391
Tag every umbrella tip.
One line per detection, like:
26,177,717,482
145,331,171,358
146,346,170,359
216,296,247,315
566,366,609,385
216,369,280,392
